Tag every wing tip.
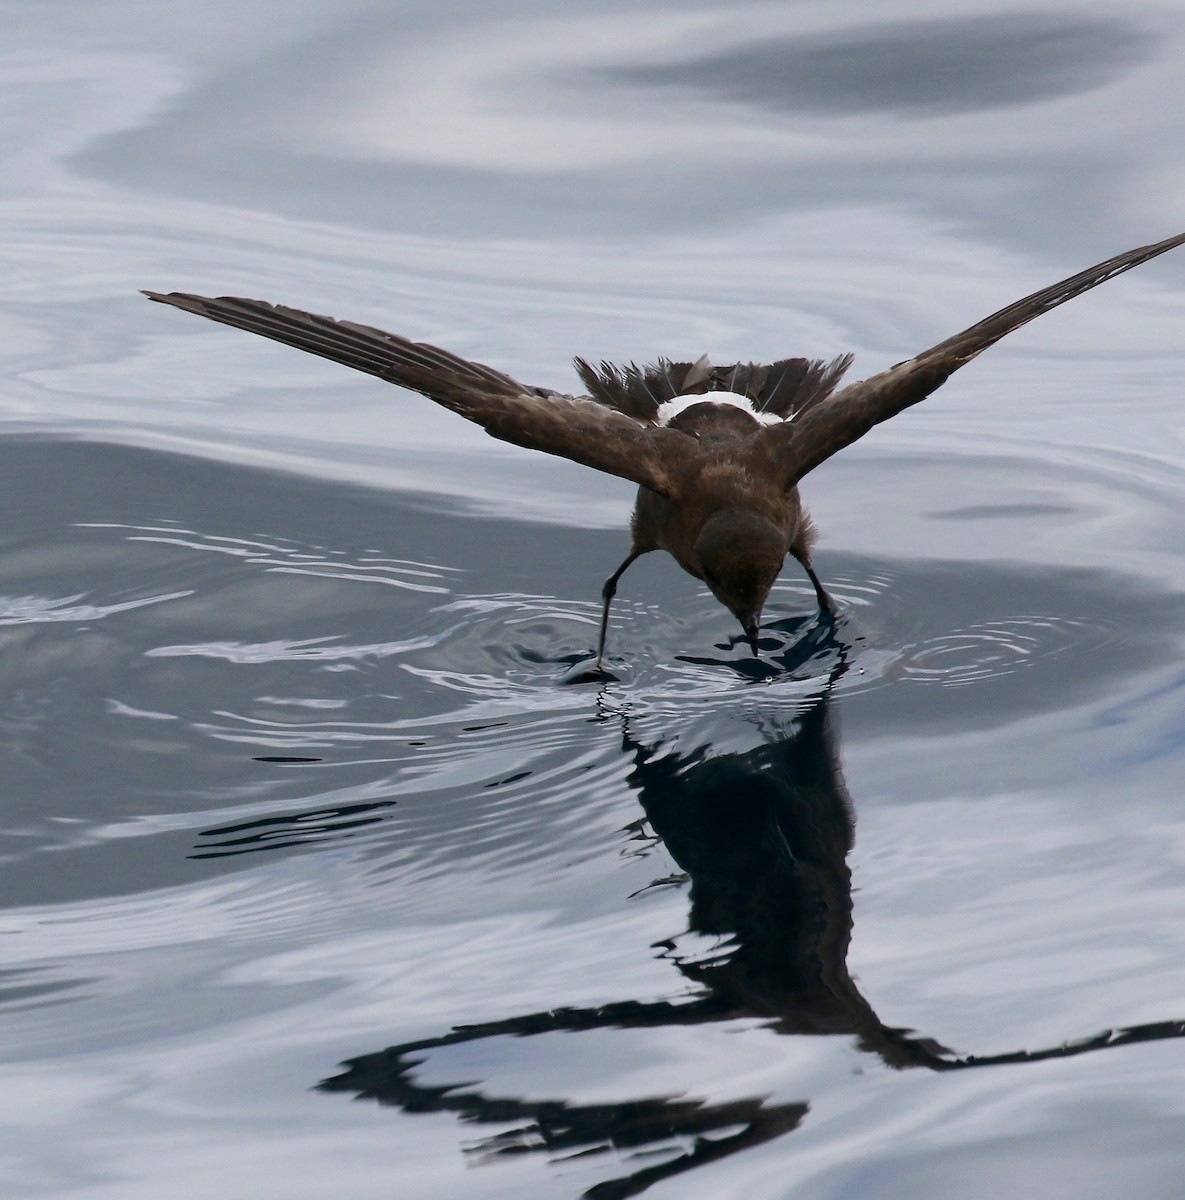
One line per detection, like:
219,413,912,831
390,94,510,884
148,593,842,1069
142,289,211,316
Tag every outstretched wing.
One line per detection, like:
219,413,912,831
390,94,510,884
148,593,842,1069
770,231,1185,484
143,292,698,497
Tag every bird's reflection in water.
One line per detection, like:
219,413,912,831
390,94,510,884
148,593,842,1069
319,623,1185,1200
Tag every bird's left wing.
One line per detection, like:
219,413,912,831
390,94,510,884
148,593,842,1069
764,231,1185,485
144,292,698,498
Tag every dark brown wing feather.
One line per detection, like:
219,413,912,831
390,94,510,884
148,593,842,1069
573,353,853,421
772,231,1185,483
143,292,698,497
572,357,690,419
758,354,854,418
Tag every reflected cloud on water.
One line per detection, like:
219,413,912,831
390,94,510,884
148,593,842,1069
602,13,1154,118
59,2,1177,257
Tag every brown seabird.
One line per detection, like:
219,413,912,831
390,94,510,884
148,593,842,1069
145,232,1185,667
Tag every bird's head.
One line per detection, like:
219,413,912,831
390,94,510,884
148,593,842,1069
694,510,786,655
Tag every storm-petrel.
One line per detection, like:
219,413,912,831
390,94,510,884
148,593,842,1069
145,232,1185,665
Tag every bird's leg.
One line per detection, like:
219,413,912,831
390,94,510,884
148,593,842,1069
596,549,645,669
790,547,837,617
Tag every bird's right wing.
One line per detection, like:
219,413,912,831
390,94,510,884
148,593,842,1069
143,292,699,498
772,230,1185,484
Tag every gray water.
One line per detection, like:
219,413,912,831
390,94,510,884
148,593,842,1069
3,3,1185,1198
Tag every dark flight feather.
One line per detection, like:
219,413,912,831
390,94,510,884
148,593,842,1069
142,291,698,499
774,230,1185,484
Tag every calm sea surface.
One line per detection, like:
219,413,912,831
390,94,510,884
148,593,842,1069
3,3,1185,1197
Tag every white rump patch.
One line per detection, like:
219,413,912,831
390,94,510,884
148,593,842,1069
656,391,784,427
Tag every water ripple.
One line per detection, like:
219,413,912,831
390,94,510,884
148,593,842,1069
79,521,458,592
2,439,1180,914
0,588,191,624
895,614,1114,687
